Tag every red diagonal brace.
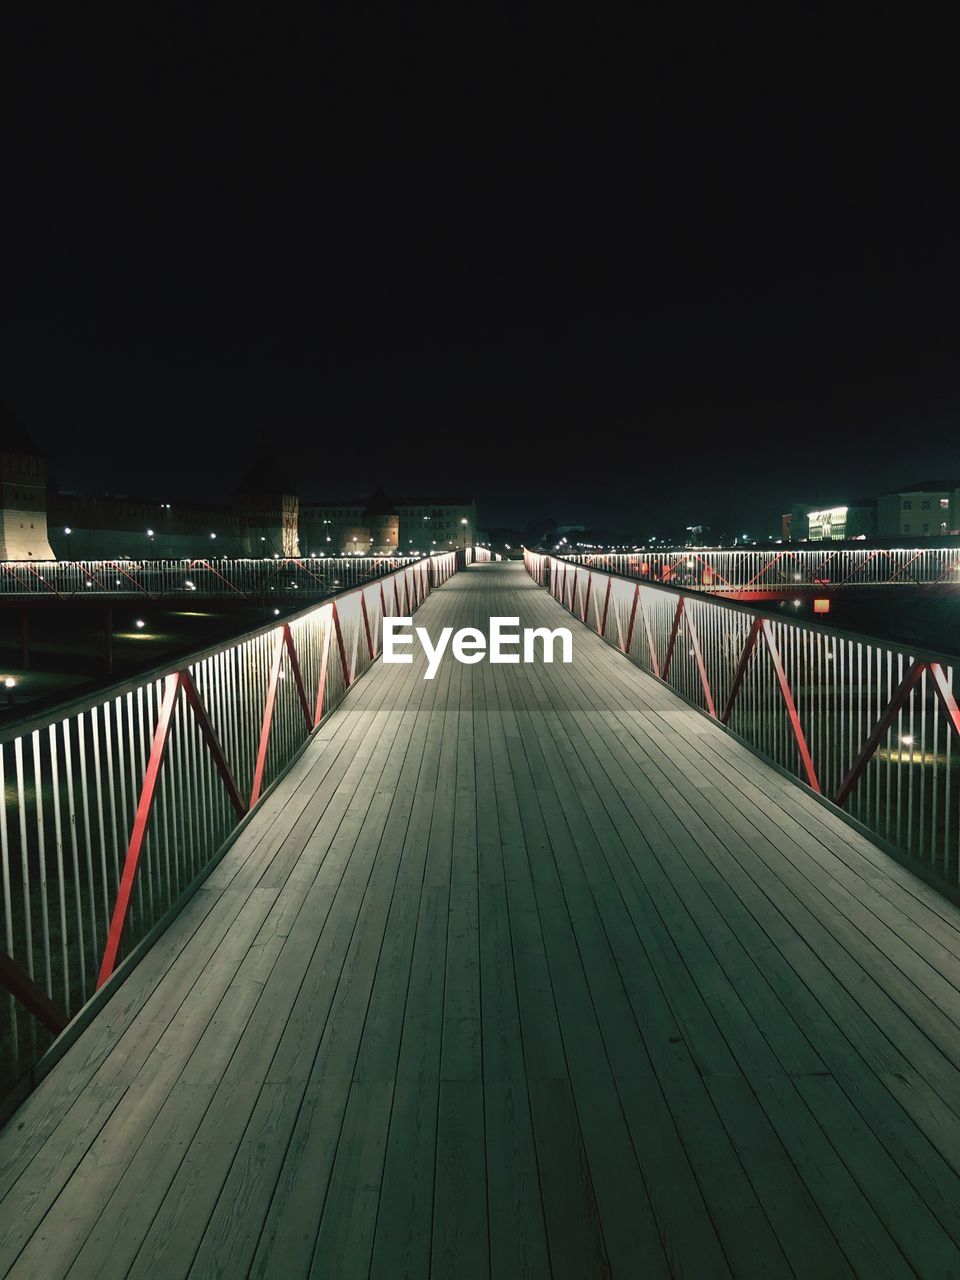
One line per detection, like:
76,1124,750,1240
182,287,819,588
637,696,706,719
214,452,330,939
314,609,334,725
282,625,313,729
582,572,592,624
360,590,375,660
331,600,350,686
104,561,158,599
721,617,762,724
0,948,68,1034
928,663,960,740
661,598,685,680
98,672,181,987
180,670,246,817
835,660,927,807
639,592,660,678
599,576,613,637
623,585,640,655
189,559,243,595
249,629,286,809
685,605,717,719
760,620,820,793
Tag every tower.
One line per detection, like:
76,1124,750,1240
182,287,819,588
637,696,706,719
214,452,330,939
0,401,56,560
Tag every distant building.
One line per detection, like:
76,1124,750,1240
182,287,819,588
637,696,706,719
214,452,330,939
877,481,960,538
47,494,254,558
396,498,476,553
806,500,876,542
231,441,300,557
0,402,55,559
301,494,477,556
786,499,876,542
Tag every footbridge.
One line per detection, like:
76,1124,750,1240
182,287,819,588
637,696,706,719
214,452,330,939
1,556,960,1277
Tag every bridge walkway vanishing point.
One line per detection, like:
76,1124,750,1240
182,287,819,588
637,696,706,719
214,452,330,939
2,562,960,1278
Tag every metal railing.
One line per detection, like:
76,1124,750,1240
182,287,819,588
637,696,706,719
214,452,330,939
0,551,461,1096
466,546,493,564
559,547,960,593
0,555,422,601
525,550,960,894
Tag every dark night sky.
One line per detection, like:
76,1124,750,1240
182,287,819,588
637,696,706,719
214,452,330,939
3,5,959,535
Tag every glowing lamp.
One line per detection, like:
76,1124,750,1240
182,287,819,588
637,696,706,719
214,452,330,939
813,598,830,614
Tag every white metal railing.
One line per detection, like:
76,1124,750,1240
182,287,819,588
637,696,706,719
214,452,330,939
0,551,461,1097
0,556,420,600
526,549,960,897
558,547,960,592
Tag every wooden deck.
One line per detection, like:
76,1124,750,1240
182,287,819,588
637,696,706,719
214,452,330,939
2,561,960,1278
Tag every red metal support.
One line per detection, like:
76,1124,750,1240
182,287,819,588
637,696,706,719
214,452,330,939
836,547,883,587
248,630,286,810
582,572,592,624
314,610,334,726
685,606,717,719
180,671,246,818
928,663,960,740
0,948,69,1035
72,564,112,596
690,552,733,589
887,548,926,585
282,625,313,729
639,594,660,678
103,561,157,599
189,559,244,596
19,563,66,598
98,672,182,987
758,620,820,793
742,551,786,591
661,599,685,680
835,660,928,807
599,577,612,637
331,600,350,686
720,617,762,724
393,577,402,617
623,585,640,656
360,590,375,660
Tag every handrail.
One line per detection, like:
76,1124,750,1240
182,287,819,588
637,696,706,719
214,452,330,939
0,550,461,1097
525,549,960,899
0,554,425,601
553,547,960,592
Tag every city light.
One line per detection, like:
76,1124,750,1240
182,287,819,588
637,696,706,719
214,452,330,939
4,677,16,689
135,619,145,629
